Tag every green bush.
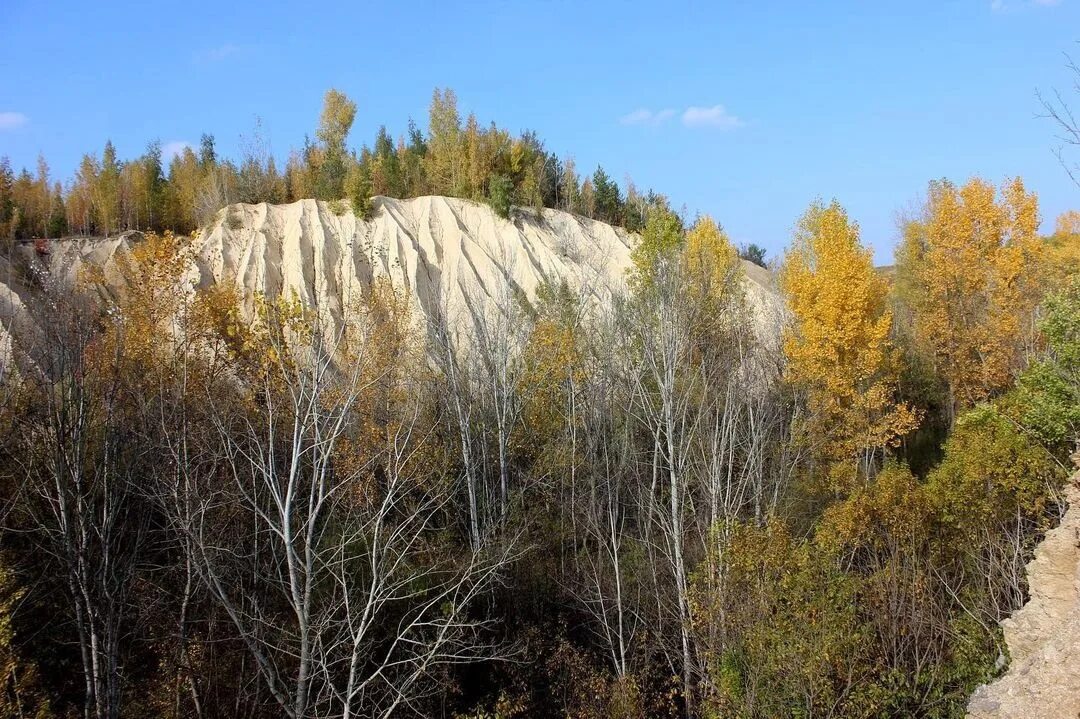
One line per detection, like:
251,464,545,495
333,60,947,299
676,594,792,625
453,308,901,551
927,405,1061,536
1017,275,1080,450
487,174,512,219
346,163,374,220
695,520,871,718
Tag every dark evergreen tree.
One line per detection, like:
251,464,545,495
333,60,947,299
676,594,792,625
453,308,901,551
401,118,428,196
373,125,404,197
142,141,166,230
541,152,561,210
47,183,67,237
740,242,768,267
0,158,14,241
592,165,621,224
347,158,373,219
198,133,217,170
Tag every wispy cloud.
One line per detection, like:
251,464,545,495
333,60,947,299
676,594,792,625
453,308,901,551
620,104,744,130
681,104,743,130
162,140,194,161
193,43,240,63
619,108,676,126
0,112,28,131
992,0,1061,12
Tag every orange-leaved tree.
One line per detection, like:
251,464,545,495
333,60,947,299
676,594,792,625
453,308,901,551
781,200,919,491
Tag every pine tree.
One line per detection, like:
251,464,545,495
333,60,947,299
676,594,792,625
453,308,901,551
47,182,67,237
346,160,373,219
400,119,428,196
592,166,621,224
739,243,767,267
198,133,217,170
12,169,34,239
0,158,13,241
372,125,403,197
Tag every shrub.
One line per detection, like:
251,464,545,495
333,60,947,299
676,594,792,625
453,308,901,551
816,464,999,715
488,174,512,219
346,163,373,220
1016,275,1080,450
694,520,870,718
927,406,1062,536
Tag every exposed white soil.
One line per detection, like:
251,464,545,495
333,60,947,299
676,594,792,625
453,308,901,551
0,196,781,371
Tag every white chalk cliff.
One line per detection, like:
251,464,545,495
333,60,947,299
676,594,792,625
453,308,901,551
0,196,780,369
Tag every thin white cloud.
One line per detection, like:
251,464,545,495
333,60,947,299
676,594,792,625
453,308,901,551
682,104,743,130
619,108,676,126
0,112,28,131
992,0,1061,11
194,43,240,63
162,140,194,161
620,104,744,130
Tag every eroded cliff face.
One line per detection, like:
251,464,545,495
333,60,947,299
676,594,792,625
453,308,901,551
967,464,1080,719
0,196,782,372
195,196,638,331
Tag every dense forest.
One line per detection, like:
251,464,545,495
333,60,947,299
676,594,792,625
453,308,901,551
0,87,1077,719
0,89,706,242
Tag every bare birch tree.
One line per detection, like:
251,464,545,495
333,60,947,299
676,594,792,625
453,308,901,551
13,283,150,719
176,293,510,718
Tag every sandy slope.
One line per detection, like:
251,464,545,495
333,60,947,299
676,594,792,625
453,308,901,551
0,197,781,372
967,462,1080,719
194,196,779,335
195,196,639,331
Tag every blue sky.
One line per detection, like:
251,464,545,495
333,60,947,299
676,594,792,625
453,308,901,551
2,0,1079,263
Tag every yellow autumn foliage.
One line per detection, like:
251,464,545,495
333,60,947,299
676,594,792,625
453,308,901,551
519,281,587,471
781,201,919,491
896,177,1043,416
682,215,744,350
683,214,741,300
1046,209,1080,284
78,231,198,400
